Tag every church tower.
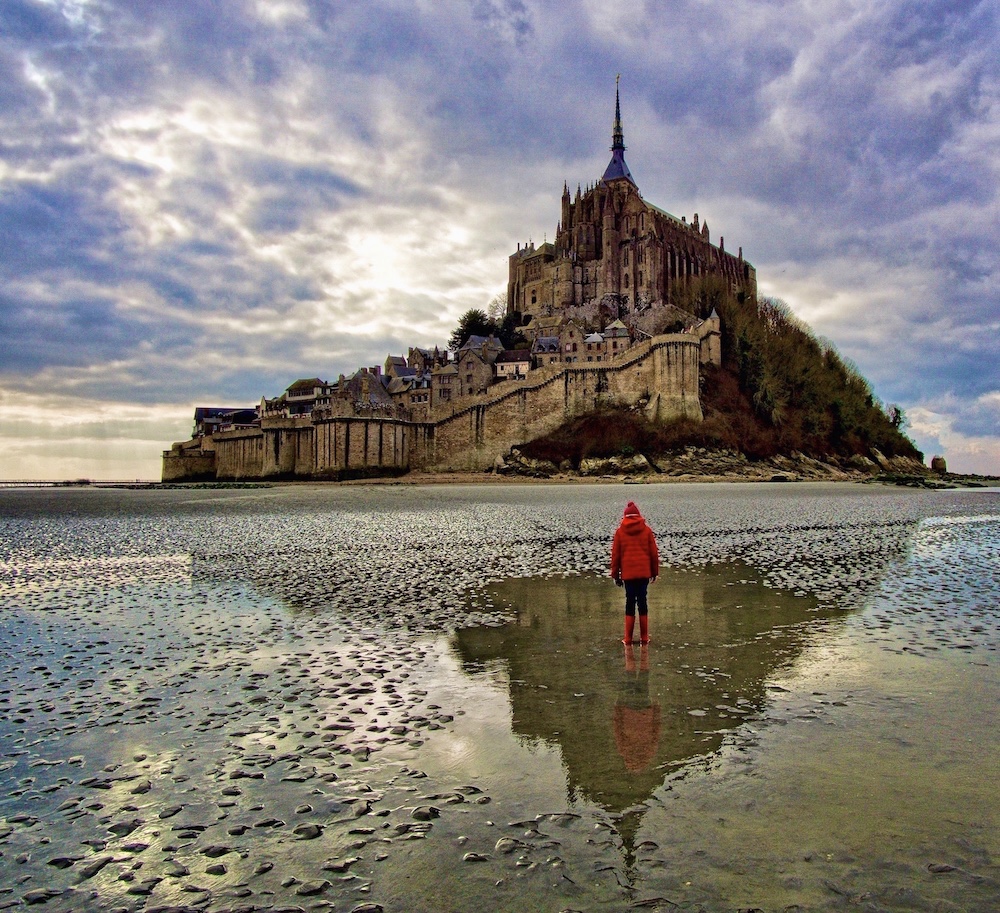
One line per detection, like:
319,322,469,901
508,80,757,330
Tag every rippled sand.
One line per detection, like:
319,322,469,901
1,482,997,912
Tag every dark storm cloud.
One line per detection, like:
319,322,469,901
241,157,365,232
951,394,1000,439
0,182,118,277
0,0,73,41
0,296,121,371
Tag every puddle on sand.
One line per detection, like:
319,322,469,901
454,563,842,821
435,541,1000,911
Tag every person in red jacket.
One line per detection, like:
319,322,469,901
610,501,659,644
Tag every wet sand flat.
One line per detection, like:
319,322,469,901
1,482,998,912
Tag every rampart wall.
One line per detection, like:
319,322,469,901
162,332,703,481
423,334,701,470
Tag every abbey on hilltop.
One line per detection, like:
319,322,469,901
163,85,755,482
509,78,755,337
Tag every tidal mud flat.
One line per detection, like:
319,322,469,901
0,482,998,913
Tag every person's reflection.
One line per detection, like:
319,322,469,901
613,644,661,773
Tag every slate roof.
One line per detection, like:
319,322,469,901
458,334,503,352
532,336,560,353
286,377,325,396
495,349,531,364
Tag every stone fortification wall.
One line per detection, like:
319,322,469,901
423,333,701,471
312,417,415,478
162,445,216,482
162,332,703,481
214,428,265,480
260,419,316,479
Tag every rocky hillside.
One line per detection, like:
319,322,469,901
510,287,930,481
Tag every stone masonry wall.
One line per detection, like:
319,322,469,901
422,333,701,471
162,449,216,482
214,429,265,480
312,417,413,478
163,332,702,481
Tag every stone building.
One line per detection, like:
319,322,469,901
531,335,561,368
313,368,399,420
260,378,325,419
408,346,449,374
508,84,756,336
454,349,495,398
495,349,531,380
558,319,588,364
386,373,431,420
431,362,458,405
193,407,258,437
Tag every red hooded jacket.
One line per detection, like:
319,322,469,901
610,513,660,582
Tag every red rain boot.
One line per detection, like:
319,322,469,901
639,615,649,645
622,615,635,645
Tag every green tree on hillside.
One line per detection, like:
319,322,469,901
448,298,527,351
448,309,496,350
713,292,920,459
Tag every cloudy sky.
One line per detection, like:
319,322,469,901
1,0,997,479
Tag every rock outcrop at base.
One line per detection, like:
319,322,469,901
496,446,944,485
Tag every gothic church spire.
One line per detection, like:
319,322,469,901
601,75,635,186
611,75,624,152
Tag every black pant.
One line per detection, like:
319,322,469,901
624,578,649,616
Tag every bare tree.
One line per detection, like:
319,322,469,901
486,291,508,323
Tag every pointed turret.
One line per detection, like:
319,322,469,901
601,76,635,186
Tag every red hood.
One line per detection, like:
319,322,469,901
620,516,646,534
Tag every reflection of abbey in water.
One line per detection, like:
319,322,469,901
453,566,841,820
